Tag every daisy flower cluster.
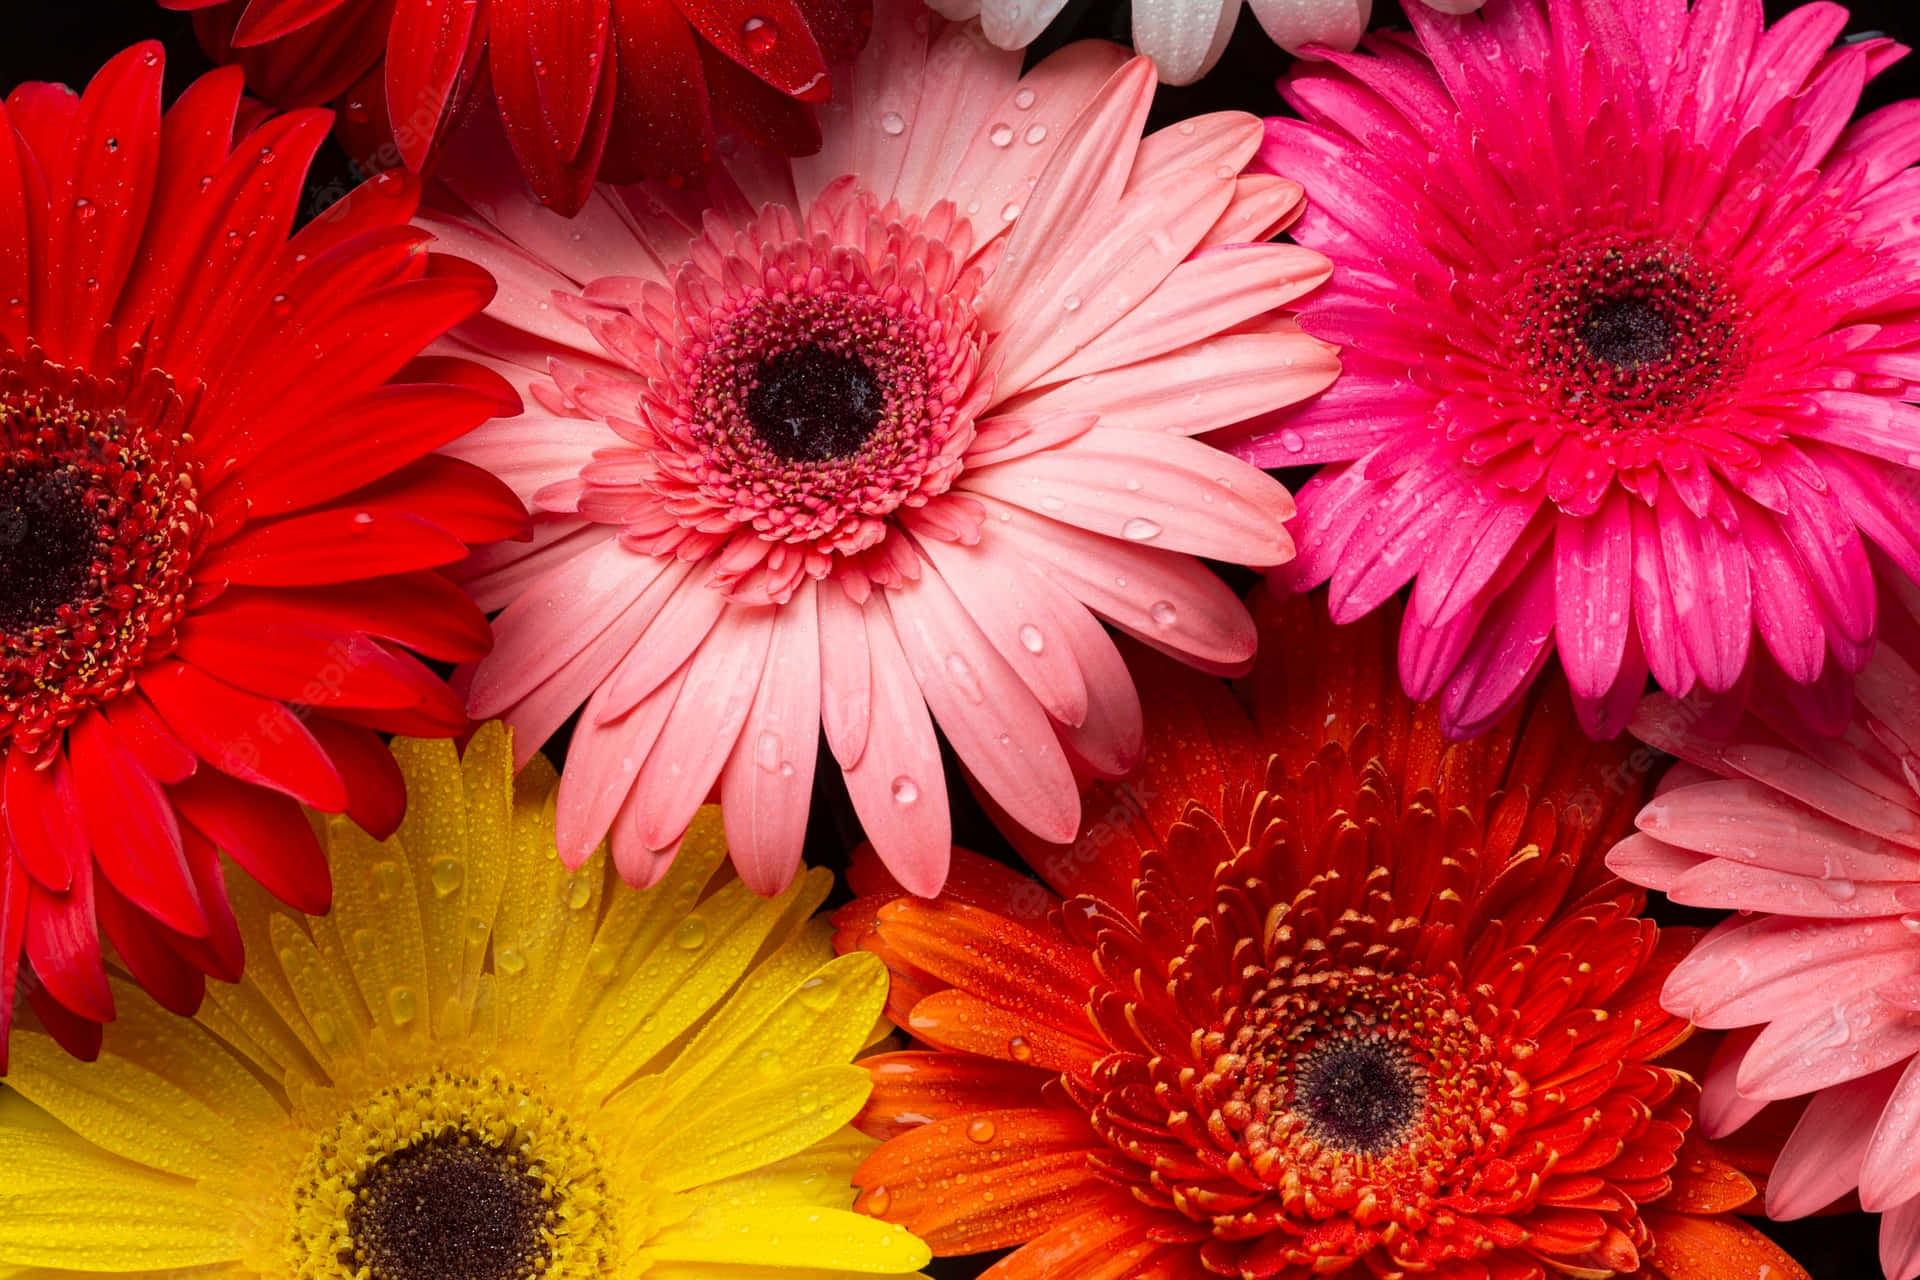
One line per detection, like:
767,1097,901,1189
0,0,1914,1277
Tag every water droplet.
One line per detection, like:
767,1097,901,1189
755,730,785,774
270,292,292,316
1001,201,1022,221
311,1012,339,1046
741,15,778,54
349,510,376,534
880,110,907,136
566,877,594,910
466,917,491,945
967,1118,998,1143
1012,87,1036,109
1008,1035,1034,1062
675,915,709,950
588,944,617,976
946,653,984,702
866,1186,894,1215
1018,624,1045,654
1150,601,1178,627
387,987,418,1025
1122,517,1163,541
1819,877,1858,902
1062,294,1081,312
1024,123,1047,145
796,1086,821,1114
798,972,842,1010
496,947,527,975
756,1048,783,1075
891,776,919,805
988,123,1015,148
370,860,400,901
430,858,464,898
344,99,371,124
1279,429,1306,454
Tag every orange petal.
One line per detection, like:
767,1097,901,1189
907,987,1108,1074
1641,1211,1811,1280
860,1050,1056,1140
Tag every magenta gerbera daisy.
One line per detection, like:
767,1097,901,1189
1242,0,1920,740
433,0,1338,899
1608,579,1920,1279
0,45,525,1065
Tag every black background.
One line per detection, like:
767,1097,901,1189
3,1,1916,1277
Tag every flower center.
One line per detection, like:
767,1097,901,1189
0,465,99,632
0,349,203,757
1292,1034,1426,1155
1507,237,1747,431
746,343,885,462
287,1069,620,1280
348,1132,554,1280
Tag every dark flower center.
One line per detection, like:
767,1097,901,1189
1508,238,1747,431
346,1133,553,1280
746,343,884,462
1293,1035,1426,1155
0,465,98,633
1580,297,1673,371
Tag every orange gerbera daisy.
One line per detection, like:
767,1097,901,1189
834,589,1806,1280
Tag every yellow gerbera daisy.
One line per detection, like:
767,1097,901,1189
0,722,930,1280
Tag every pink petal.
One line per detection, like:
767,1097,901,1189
1439,550,1557,738
720,583,822,896
961,426,1293,566
554,655,690,867
841,597,951,897
1050,602,1144,778
976,494,1258,669
1884,1193,1920,1280
594,568,730,723
629,606,775,851
1657,493,1752,694
1554,494,1632,701
1667,915,1920,1030
1769,1062,1903,1218
1863,1055,1920,1212
887,561,1080,845
1699,1025,1769,1139
1740,987,1920,1100
818,579,873,770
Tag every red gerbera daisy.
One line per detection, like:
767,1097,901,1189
162,0,873,215
836,590,1806,1280
0,45,526,1066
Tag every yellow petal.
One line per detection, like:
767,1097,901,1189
654,950,888,1130
492,763,609,1039
268,912,372,1064
322,813,429,1046
0,1131,231,1270
578,871,833,1099
6,1034,239,1179
451,722,517,1013
678,1128,879,1215
644,1064,871,1193
389,736,473,1025
204,865,329,1087
645,1205,930,1272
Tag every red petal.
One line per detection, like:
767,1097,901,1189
672,0,828,101
139,659,349,812
93,872,205,1017
0,854,29,1071
38,42,163,365
23,972,103,1062
0,97,34,354
23,870,113,1024
352,453,531,545
195,574,494,664
387,0,489,171
204,505,473,586
601,0,715,184
99,692,197,785
697,37,822,156
487,8,620,215
306,718,406,839
4,745,85,892
176,606,458,711
172,769,331,915
505,0,613,163
789,0,868,62
230,0,357,46
67,714,204,939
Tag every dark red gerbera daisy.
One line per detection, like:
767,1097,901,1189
161,0,873,215
836,590,1807,1280
0,45,526,1066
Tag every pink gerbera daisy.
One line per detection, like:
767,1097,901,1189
432,0,1338,898
1243,0,1920,740
1608,579,1920,1279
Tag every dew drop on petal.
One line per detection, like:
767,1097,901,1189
588,943,618,976
387,987,418,1025
496,947,527,975
1013,87,1036,109
675,915,709,950
867,1186,894,1215
1122,517,1162,541
1018,623,1045,654
741,15,778,53
429,858,464,898
1150,601,1177,627
880,110,907,136
989,123,1015,147
1024,124,1047,145
755,730,784,774
798,971,841,1010
1279,430,1305,454
1008,1035,1034,1062
891,776,919,805
967,1118,997,1143
1001,201,1022,221
566,878,594,910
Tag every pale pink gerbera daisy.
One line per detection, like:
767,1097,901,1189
1608,578,1920,1279
430,1,1337,897
1243,0,1920,740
